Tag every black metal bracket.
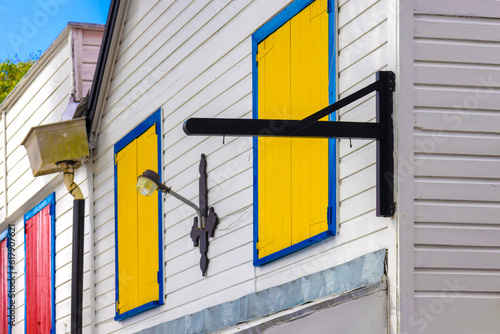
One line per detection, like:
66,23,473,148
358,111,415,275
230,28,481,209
183,71,396,217
190,154,219,276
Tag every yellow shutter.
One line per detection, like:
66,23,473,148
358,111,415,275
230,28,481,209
136,125,160,305
116,125,159,314
116,140,139,312
257,0,329,259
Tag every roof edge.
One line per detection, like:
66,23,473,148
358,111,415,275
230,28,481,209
0,25,71,111
85,0,128,148
0,22,105,112
67,22,106,29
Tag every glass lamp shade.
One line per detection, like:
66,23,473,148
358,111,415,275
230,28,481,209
136,176,158,196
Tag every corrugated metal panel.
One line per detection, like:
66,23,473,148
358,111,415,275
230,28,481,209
25,205,52,334
413,7,500,333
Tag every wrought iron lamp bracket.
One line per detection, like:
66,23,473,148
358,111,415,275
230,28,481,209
189,154,219,276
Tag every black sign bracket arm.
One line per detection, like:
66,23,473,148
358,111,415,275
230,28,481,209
183,71,396,217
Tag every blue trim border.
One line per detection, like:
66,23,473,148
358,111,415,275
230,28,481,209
252,0,337,266
254,231,334,266
23,192,56,334
328,0,337,237
253,0,315,44
0,226,10,241
113,108,164,321
114,110,162,154
114,300,162,321
0,228,9,242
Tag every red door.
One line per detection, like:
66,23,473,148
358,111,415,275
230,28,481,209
26,205,51,334
0,237,8,333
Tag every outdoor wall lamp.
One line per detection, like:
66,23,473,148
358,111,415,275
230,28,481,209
136,154,218,276
137,169,203,228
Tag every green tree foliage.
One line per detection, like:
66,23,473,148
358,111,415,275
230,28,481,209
0,58,36,105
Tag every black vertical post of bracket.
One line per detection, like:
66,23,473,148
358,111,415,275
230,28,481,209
376,71,395,217
190,154,218,276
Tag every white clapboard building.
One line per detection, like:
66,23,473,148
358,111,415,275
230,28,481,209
0,23,104,333
1,0,500,333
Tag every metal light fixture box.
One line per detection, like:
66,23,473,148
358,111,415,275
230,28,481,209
21,118,89,176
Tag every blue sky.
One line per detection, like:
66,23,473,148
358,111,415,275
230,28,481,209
0,0,111,61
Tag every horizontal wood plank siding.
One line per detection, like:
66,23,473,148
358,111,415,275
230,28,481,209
92,0,392,332
1,26,100,334
413,4,500,333
5,41,71,216
337,0,390,254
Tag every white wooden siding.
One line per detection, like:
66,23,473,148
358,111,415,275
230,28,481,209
413,2,500,332
3,40,74,334
0,25,102,334
92,0,393,332
8,179,92,334
337,0,390,265
0,125,5,222
5,25,103,217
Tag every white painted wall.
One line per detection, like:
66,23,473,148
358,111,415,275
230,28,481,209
3,34,74,334
10,174,91,334
0,25,103,333
91,0,394,332
412,1,500,332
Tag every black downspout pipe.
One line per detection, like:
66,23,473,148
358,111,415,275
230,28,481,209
71,199,85,334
